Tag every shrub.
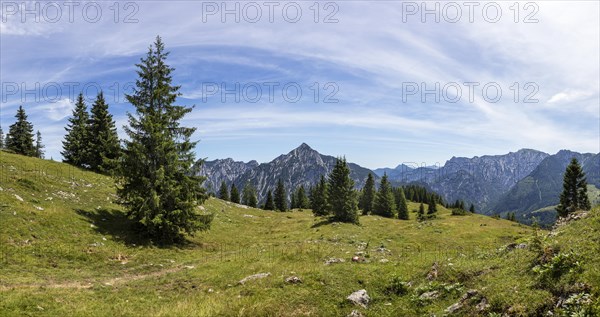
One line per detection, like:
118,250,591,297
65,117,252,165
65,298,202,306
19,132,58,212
557,293,594,317
532,251,582,286
451,208,468,216
384,275,409,296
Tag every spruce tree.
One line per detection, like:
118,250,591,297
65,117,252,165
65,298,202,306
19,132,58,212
218,180,229,201
6,106,36,156
397,187,409,220
88,91,121,174
296,185,309,209
230,183,240,204
117,36,210,243
417,203,425,221
0,126,4,149
263,190,275,210
327,157,359,224
242,182,258,207
290,191,297,209
34,130,44,159
373,173,396,218
556,158,591,217
469,204,475,213
274,179,287,211
453,200,460,209
311,175,330,216
359,173,376,215
62,93,90,167
427,196,437,215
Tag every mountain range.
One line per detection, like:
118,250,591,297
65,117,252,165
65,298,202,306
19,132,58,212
198,143,374,203
197,143,600,225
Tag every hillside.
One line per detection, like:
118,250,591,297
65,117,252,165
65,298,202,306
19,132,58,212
1,152,599,316
493,151,600,223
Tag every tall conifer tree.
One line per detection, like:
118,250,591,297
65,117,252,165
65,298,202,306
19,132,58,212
242,182,258,208
218,181,229,201
0,126,4,149
117,36,210,242
373,173,396,218
359,173,376,215
230,183,240,204
274,179,287,211
6,106,35,156
296,185,309,209
557,158,591,217
88,91,121,173
311,175,330,216
263,190,275,210
34,130,44,159
62,93,90,167
397,187,409,220
327,157,359,224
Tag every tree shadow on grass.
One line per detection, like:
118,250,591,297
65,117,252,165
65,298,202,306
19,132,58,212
311,218,334,228
75,208,200,249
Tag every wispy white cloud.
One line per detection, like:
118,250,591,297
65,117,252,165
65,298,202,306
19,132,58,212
33,98,73,121
1,1,598,165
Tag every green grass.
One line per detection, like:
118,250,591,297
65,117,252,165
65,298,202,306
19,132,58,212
1,151,598,316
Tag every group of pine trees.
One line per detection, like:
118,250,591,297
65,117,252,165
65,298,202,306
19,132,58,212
212,166,452,225
505,212,517,222
290,185,310,210
358,173,410,220
218,181,258,208
62,92,121,174
2,37,209,243
0,106,44,158
446,199,476,213
238,158,360,223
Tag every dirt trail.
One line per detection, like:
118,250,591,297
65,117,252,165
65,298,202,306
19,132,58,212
0,265,192,291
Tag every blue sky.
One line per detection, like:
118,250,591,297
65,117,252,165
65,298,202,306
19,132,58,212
1,1,599,169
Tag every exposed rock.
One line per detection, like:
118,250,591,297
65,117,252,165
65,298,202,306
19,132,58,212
238,272,271,285
553,210,590,229
446,290,480,314
427,262,439,280
446,302,463,314
476,297,490,312
325,258,345,265
285,276,302,284
14,194,24,202
376,246,390,253
379,259,389,263
34,206,44,211
347,289,370,308
419,291,440,300
462,289,478,300
347,310,364,317
243,214,254,218
506,243,528,251
197,143,375,204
